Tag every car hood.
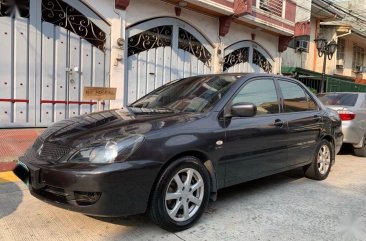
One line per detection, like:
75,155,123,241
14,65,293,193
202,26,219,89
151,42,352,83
38,108,205,149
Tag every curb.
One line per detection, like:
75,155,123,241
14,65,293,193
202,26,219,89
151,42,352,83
0,171,19,184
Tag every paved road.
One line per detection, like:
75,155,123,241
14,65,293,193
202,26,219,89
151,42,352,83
1,147,366,241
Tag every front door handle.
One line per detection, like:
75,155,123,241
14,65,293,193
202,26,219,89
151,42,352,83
314,115,322,121
273,119,284,127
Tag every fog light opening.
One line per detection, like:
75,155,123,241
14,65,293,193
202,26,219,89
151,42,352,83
74,191,101,205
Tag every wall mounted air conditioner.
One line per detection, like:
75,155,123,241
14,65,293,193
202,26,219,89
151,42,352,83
295,40,309,52
336,59,344,69
355,65,364,73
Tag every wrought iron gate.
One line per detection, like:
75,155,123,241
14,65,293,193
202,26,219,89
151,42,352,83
125,17,213,104
223,40,273,73
0,0,111,128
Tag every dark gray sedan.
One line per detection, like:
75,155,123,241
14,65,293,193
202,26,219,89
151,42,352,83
14,73,342,231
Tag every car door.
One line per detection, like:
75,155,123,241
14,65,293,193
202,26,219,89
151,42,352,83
276,78,323,167
222,78,288,186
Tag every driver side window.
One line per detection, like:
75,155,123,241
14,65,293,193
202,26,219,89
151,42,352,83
232,79,279,115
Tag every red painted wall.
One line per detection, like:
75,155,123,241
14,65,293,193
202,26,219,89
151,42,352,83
285,0,296,22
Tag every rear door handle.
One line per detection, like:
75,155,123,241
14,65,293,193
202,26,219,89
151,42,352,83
273,119,284,127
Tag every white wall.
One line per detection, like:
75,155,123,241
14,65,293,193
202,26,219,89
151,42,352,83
282,16,317,70
293,0,311,23
83,0,125,109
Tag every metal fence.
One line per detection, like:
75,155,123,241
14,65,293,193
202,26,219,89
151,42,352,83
298,76,324,93
297,76,366,93
326,77,366,92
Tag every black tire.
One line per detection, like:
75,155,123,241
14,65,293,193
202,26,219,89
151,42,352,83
354,134,366,157
304,140,333,180
148,156,210,232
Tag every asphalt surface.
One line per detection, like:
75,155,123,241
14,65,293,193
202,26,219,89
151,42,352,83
0,146,365,241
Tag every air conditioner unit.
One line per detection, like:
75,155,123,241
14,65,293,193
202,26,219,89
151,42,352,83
296,40,309,52
355,65,364,73
336,59,344,69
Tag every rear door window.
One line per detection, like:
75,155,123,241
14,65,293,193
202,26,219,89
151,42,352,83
278,80,318,112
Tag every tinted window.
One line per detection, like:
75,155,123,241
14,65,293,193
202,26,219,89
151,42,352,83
317,93,358,106
232,79,279,115
130,75,243,113
279,80,317,112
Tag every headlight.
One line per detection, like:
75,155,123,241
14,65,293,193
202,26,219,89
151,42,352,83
68,135,144,164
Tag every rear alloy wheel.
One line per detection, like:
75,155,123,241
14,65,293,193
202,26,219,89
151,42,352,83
149,157,210,232
354,133,366,157
317,145,331,175
304,140,333,180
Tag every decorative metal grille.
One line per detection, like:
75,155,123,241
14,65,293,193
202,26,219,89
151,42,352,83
178,28,211,67
0,0,29,18
253,49,272,73
223,47,249,71
127,25,172,56
42,0,106,51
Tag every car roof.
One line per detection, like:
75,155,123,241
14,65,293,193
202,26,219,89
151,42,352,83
320,92,366,95
191,72,293,80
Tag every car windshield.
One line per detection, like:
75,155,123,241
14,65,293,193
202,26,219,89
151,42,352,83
317,93,358,106
129,75,243,113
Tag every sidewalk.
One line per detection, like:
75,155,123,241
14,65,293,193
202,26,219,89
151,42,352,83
0,129,43,172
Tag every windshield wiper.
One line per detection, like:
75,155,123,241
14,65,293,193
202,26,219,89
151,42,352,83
156,106,179,113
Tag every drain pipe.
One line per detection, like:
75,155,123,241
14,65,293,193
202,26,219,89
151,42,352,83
113,6,125,43
113,5,125,65
113,5,126,106
278,52,282,75
336,29,352,39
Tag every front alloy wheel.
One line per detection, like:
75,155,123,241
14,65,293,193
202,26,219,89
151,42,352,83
149,157,210,232
165,168,204,222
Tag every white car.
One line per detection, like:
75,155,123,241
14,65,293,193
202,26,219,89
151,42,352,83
318,92,366,156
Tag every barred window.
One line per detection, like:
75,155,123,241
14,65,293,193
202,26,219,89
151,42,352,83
352,44,364,70
337,38,345,62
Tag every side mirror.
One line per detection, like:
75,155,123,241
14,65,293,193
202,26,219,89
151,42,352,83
230,102,257,117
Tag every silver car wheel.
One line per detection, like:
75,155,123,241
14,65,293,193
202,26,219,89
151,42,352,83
165,168,204,222
317,145,331,175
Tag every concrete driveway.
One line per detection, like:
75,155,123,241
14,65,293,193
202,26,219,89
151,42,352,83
1,147,365,241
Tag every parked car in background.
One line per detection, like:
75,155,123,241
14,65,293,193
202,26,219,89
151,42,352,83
14,74,342,231
318,92,366,156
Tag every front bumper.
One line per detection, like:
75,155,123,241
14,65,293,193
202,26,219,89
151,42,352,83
14,153,161,217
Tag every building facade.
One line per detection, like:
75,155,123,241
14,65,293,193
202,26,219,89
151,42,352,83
282,0,343,73
282,0,366,91
321,23,366,83
0,0,303,127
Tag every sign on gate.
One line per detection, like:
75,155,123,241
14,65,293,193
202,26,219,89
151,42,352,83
83,87,117,100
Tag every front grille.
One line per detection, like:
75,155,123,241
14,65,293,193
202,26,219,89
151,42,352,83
37,142,71,161
33,137,43,150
